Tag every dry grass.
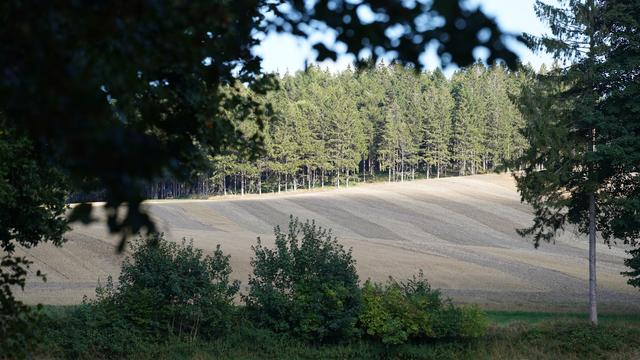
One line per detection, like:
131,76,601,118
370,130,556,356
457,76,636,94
17,173,639,312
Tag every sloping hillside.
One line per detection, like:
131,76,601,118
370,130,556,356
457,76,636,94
17,174,639,312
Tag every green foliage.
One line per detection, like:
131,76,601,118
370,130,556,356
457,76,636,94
0,0,520,241
44,234,239,358
39,307,640,360
0,123,68,358
245,216,361,342
0,256,44,358
515,0,640,248
203,64,528,195
118,234,240,338
359,272,488,345
623,248,640,289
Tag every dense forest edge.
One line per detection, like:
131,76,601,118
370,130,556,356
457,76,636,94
69,63,529,202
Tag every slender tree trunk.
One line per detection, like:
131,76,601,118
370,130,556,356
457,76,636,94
586,0,597,326
589,191,597,325
589,126,598,325
362,160,366,182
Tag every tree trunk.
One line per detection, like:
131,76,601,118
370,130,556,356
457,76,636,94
589,191,597,325
589,125,598,325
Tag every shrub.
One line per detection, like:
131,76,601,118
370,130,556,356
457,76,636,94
0,256,44,359
116,233,240,339
359,272,488,345
244,216,361,342
45,233,240,358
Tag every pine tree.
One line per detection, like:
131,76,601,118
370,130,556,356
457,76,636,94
513,0,634,325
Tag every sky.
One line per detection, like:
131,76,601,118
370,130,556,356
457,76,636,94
253,0,554,76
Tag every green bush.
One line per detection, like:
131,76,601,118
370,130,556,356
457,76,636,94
359,272,488,344
116,233,240,339
244,216,361,342
44,233,239,358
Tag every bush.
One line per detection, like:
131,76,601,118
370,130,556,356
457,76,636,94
244,216,361,342
116,233,240,339
359,272,488,345
0,256,44,359
45,233,239,358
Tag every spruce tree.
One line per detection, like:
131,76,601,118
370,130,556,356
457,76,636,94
514,0,634,325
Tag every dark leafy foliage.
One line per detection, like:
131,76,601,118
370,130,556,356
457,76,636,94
0,0,521,242
0,256,44,358
45,234,239,358
515,1,640,248
0,123,67,357
623,248,640,289
0,124,68,253
245,216,361,342
359,272,488,344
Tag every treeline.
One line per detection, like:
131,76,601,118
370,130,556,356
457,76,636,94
71,63,530,201
208,63,528,196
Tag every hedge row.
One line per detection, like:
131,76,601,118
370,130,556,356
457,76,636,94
42,217,488,358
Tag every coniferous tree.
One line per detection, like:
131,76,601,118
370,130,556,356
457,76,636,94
513,0,638,325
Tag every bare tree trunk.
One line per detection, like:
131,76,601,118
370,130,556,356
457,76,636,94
589,192,598,325
589,127,598,326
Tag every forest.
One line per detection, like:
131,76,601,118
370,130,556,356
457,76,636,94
130,63,530,199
